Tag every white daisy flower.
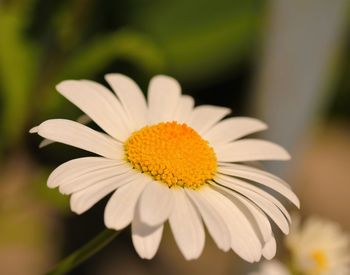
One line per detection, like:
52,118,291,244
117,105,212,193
30,74,299,262
249,260,290,275
286,216,350,275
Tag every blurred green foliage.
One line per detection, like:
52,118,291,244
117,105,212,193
129,0,261,81
0,2,349,274
0,0,263,209
0,0,349,212
0,0,262,153
0,1,39,149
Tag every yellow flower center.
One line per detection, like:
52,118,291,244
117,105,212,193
310,249,328,273
124,121,217,189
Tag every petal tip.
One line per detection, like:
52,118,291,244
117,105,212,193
277,146,291,160
104,73,125,81
39,139,53,148
70,198,85,215
55,80,77,92
294,197,301,209
259,121,268,131
284,151,292,160
149,75,181,90
104,220,114,230
29,126,39,133
70,206,84,215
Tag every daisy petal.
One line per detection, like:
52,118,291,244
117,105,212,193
188,105,231,134
70,171,137,214
132,215,163,259
39,114,92,149
215,139,290,162
242,191,289,234
225,189,272,243
56,80,130,141
138,181,174,226
218,164,300,207
212,182,272,245
204,117,267,144
48,157,122,188
148,75,181,123
59,163,130,194
217,174,292,224
39,138,54,148
172,95,195,123
185,188,231,252
104,174,150,230
105,73,148,130
169,188,205,260
200,186,262,262
34,119,123,159
29,126,39,133
215,177,290,234
262,237,277,260
76,114,91,124
81,80,134,133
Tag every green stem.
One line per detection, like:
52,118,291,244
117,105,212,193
46,229,121,275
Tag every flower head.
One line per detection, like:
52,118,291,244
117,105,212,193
30,74,299,261
286,216,350,275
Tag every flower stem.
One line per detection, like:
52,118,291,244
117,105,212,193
46,229,121,275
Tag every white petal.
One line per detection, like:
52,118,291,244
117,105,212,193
82,80,134,133
197,186,262,262
39,114,92,149
56,80,130,141
218,164,299,207
242,191,289,235
215,139,290,162
48,157,122,188
59,162,130,195
217,174,292,224
138,181,174,226
215,177,290,234
224,188,272,244
104,174,150,230
132,214,163,259
262,237,277,260
212,182,273,245
172,95,195,123
39,138,54,148
76,114,91,124
34,119,123,159
147,75,181,124
169,188,205,260
70,170,137,214
105,73,148,130
203,117,267,145
185,188,231,252
188,105,231,134
29,126,39,133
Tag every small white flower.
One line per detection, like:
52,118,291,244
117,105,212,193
286,216,350,275
30,74,299,261
249,260,290,275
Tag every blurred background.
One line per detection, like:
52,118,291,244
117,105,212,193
1,0,350,274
